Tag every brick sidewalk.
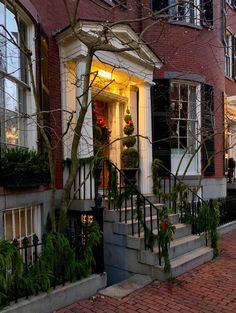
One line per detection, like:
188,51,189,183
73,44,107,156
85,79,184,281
57,230,236,313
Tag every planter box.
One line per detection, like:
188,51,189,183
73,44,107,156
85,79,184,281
2,273,107,313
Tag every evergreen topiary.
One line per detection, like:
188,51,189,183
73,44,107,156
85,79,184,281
121,108,139,168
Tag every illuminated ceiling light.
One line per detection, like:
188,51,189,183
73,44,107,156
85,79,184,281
98,70,112,80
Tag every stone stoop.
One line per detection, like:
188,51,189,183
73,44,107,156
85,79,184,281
103,206,213,284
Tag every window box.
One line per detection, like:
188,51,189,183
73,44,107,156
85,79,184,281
3,170,50,188
0,148,50,189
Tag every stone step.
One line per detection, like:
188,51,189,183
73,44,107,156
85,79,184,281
125,223,192,250
138,234,205,266
170,246,213,277
152,246,213,281
104,204,168,223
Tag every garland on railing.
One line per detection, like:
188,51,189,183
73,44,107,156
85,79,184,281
197,199,220,256
158,209,176,273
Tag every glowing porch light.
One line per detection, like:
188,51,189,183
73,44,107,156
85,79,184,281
98,70,112,80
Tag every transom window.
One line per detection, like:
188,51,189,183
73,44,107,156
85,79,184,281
0,2,29,148
170,81,199,154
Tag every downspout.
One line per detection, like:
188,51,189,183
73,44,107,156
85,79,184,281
37,22,43,151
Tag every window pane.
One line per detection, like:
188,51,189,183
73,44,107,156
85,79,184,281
6,7,21,79
5,211,13,240
0,3,6,71
171,83,179,100
27,208,32,235
0,78,4,107
5,79,18,111
5,110,19,145
20,209,26,237
180,84,188,101
15,209,20,238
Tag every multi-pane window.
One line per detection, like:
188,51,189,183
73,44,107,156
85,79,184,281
169,0,200,25
152,0,213,27
0,2,29,148
226,0,236,7
225,30,235,78
4,204,42,262
4,205,42,242
170,81,198,154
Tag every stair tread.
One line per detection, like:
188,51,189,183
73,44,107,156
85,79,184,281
113,203,164,212
170,246,212,268
130,223,189,238
170,234,201,248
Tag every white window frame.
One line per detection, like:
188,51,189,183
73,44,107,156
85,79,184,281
4,204,42,262
169,0,201,26
170,80,200,155
0,1,37,150
225,30,233,78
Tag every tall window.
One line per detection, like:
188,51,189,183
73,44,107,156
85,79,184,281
225,30,236,79
170,81,198,154
0,2,29,148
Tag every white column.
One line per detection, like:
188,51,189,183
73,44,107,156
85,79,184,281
76,58,93,158
62,61,76,159
109,101,122,167
138,82,153,195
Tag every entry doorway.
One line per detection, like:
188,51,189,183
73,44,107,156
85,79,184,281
93,100,110,189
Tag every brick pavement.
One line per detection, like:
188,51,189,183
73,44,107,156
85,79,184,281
57,230,236,313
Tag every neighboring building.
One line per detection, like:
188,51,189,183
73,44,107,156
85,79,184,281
0,0,229,243
225,0,236,183
149,1,226,199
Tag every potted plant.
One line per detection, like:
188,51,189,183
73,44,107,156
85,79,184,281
121,108,139,184
228,157,236,183
1,148,50,188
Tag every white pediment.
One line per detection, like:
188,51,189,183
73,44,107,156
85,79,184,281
56,21,162,71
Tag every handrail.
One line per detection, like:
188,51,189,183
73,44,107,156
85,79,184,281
96,160,161,259
158,163,205,204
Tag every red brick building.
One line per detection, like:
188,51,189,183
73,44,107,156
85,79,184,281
0,0,230,247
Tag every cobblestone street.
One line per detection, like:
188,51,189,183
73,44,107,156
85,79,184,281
57,230,236,313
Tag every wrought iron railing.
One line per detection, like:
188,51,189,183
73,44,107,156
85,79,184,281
95,160,161,260
156,163,206,235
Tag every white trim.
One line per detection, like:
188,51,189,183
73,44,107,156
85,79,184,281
56,21,162,71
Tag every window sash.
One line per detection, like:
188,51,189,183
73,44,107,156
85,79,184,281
169,0,200,25
170,81,198,153
0,2,29,148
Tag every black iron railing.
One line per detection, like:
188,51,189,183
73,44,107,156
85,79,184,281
218,196,236,225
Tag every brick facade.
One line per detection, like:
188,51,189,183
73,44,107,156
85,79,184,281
23,0,228,183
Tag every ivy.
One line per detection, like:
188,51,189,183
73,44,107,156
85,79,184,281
197,199,220,256
158,209,176,273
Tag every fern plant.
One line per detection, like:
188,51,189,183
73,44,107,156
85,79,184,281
0,241,23,308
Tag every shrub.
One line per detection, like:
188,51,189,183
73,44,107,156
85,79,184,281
121,148,139,168
122,136,136,148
